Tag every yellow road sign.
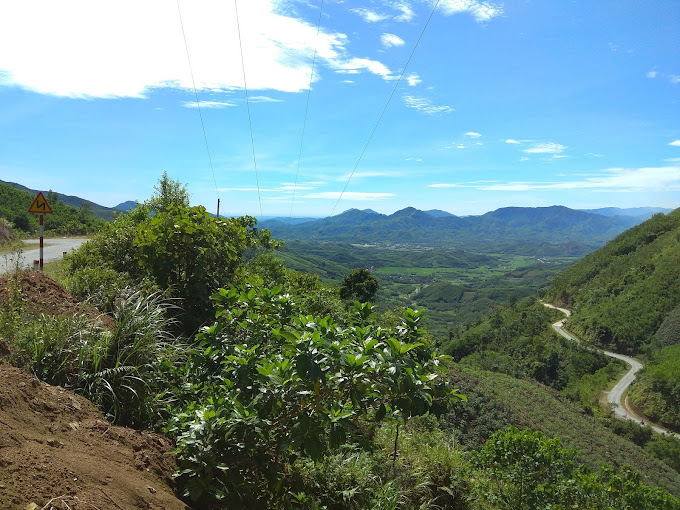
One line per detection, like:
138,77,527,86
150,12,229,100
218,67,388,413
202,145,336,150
28,192,53,214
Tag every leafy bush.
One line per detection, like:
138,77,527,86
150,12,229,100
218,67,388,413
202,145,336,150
166,283,462,506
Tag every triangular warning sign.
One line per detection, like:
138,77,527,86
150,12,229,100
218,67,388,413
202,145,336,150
28,192,53,214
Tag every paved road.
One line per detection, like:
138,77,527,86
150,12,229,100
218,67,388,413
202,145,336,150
543,303,679,439
0,238,89,274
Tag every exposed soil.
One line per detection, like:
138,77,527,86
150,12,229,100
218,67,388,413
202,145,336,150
0,272,188,509
0,222,15,245
0,271,113,328
0,363,188,510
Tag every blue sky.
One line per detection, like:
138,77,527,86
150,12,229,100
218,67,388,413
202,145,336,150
1,0,679,217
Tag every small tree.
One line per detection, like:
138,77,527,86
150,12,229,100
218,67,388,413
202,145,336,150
340,268,379,303
145,170,190,213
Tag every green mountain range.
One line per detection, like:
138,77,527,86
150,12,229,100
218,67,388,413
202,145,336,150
261,205,653,252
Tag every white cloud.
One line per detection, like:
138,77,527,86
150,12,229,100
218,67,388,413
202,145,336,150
393,2,416,22
182,100,236,108
505,139,521,144
437,0,503,22
670,75,680,84
519,157,529,162
219,181,324,193
0,0,397,98
336,171,403,181
670,140,680,147
585,152,604,158
646,70,658,79
406,157,423,161
248,95,284,103
381,33,405,48
302,191,395,200
523,142,567,154
464,131,481,138
552,154,567,159
403,95,454,114
462,166,680,192
332,58,394,80
427,183,463,188
406,73,422,86
665,157,680,163
351,8,389,22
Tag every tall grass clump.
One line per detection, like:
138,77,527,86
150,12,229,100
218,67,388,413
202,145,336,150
10,290,184,427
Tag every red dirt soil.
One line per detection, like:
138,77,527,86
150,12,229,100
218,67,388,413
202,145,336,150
0,272,188,509
0,271,113,328
0,363,188,510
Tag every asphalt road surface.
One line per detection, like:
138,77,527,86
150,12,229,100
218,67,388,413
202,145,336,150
0,238,88,274
544,303,679,439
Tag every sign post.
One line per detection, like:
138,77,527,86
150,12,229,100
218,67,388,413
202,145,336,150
28,192,53,271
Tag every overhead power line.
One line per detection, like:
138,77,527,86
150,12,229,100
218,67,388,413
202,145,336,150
288,0,325,224
234,0,263,217
176,0,220,207
330,0,441,217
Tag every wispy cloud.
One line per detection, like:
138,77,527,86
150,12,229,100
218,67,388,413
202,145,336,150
669,140,680,147
381,33,405,48
406,157,423,161
332,58,393,80
336,171,403,181
647,70,658,79
393,2,416,22
523,142,567,154
505,139,521,144
303,191,396,201
403,95,454,114
436,0,503,22
428,166,680,192
182,100,236,108
351,8,390,23
670,75,680,84
219,181,324,193
519,157,530,162
464,131,482,138
248,95,283,103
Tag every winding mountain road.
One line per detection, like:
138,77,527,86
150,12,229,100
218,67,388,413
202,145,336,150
0,238,88,275
543,303,680,439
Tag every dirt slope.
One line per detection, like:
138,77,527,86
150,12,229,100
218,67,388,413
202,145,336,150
0,363,188,509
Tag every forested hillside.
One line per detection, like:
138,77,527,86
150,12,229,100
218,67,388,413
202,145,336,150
545,208,680,354
262,205,642,252
0,181,105,234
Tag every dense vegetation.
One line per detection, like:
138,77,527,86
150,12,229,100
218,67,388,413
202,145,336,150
262,206,641,251
0,182,105,235
629,345,680,429
545,208,680,354
443,298,622,394
2,175,679,508
278,240,576,338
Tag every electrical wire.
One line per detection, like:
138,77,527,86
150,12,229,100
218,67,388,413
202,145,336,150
288,0,325,224
330,0,441,216
176,0,220,207
234,0,263,217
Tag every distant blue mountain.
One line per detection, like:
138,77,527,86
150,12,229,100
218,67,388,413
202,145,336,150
580,207,672,219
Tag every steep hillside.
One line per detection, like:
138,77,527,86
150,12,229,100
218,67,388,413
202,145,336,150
0,179,117,220
545,209,680,354
445,366,680,498
262,205,641,251
0,181,106,234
